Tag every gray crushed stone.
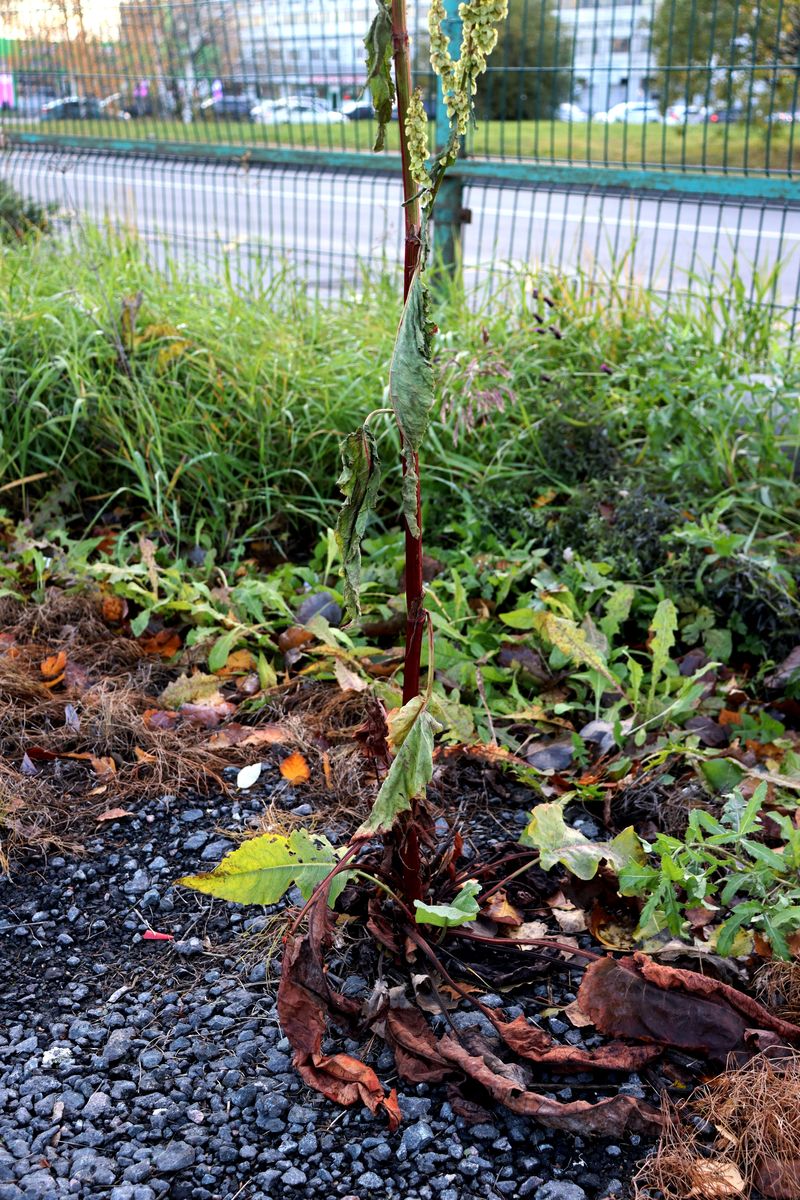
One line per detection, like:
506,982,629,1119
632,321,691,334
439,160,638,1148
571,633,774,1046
0,789,646,1198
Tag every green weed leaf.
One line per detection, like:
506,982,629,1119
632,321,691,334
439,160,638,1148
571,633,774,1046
521,800,643,881
208,626,243,672
648,598,678,703
414,880,481,928
390,265,435,539
357,703,440,837
336,426,382,620
363,0,395,151
178,830,350,907
600,584,635,645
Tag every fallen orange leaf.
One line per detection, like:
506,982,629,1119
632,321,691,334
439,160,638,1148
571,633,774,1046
100,594,127,624
139,629,181,659
280,751,310,785
96,807,133,822
216,649,255,676
91,756,117,779
40,651,67,680
133,746,157,763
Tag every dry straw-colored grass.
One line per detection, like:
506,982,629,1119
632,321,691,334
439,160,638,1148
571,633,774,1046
1,592,383,861
635,1051,800,1199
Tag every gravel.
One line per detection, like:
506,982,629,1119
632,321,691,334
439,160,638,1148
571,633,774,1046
0,788,646,1199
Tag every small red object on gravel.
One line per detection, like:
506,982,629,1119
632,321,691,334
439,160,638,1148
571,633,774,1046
141,930,174,942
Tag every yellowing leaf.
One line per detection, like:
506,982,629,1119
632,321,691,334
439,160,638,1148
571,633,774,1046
156,339,191,371
280,752,310,785
178,830,350,907
387,695,425,750
159,673,223,708
531,611,625,696
521,800,644,881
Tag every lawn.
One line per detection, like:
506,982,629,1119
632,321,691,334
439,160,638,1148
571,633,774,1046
10,114,800,175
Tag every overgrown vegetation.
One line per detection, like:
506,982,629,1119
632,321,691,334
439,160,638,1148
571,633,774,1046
2,0,800,1177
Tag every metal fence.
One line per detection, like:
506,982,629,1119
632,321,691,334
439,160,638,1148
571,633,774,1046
1,0,799,317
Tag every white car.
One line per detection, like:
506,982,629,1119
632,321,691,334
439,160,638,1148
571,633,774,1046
556,102,588,123
594,101,662,125
252,97,348,125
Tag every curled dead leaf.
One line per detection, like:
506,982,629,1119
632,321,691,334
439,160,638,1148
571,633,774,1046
179,700,236,729
96,807,133,822
482,890,524,927
90,756,117,780
40,651,67,680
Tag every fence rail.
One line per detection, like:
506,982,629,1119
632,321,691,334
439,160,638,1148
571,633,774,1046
1,0,799,315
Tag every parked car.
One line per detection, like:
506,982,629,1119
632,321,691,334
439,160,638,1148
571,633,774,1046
707,106,743,124
251,97,348,125
556,102,588,123
41,96,105,121
199,96,256,122
341,97,375,120
594,101,662,125
664,103,707,126
771,110,800,124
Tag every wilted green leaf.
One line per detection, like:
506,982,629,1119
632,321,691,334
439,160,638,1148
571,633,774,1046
357,704,440,837
178,829,349,907
521,800,643,880
390,265,435,539
363,0,395,151
335,425,381,620
414,879,481,928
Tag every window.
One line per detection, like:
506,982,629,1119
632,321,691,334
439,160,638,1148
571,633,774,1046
612,36,631,52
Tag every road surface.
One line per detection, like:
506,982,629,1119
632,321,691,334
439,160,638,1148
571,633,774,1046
2,149,799,308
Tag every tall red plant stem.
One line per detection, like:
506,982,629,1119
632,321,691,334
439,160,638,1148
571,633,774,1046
392,0,425,901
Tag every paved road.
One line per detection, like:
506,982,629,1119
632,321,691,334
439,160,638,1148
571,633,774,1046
3,149,799,307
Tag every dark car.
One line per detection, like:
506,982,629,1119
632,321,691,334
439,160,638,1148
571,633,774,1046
341,94,436,121
41,96,105,121
708,106,743,124
199,96,255,122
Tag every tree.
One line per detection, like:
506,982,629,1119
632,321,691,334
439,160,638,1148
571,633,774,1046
477,0,573,121
650,0,800,114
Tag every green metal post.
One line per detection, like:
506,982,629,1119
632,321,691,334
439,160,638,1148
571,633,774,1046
433,0,464,278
